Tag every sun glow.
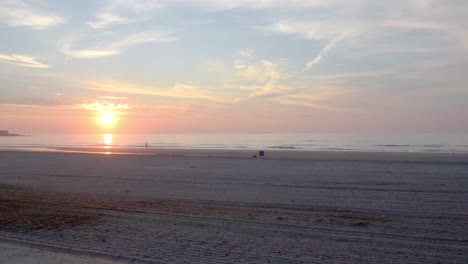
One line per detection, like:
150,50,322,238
99,111,116,126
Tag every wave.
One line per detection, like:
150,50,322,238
424,149,444,152
420,144,445,148
376,144,410,147
268,146,303,150
318,147,355,151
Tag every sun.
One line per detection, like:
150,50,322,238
99,111,116,126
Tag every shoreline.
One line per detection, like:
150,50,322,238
1,146,468,163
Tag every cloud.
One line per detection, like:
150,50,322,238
263,1,468,71
0,54,51,68
264,19,366,71
86,0,338,29
230,49,298,102
303,36,342,71
240,60,283,81
83,79,223,102
87,13,131,29
80,101,132,111
0,0,65,29
167,0,332,11
234,50,286,82
110,31,177,47
60,48,120,59
228,48,369,111
272,94,357,111
100,96,127,100
269,86,364,112
88,0,163,29
264,19,350,40
297,69,394,80
60,31,177,58
246,82,297,100
0,96,69,107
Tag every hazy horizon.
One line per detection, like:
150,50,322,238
1,0,468,134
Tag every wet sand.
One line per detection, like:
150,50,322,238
0,150,467,263
5,146,468,162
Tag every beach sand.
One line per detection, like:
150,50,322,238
0,150,467,263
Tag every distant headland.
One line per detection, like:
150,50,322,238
0,130,25,137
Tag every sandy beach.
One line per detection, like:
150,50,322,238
0,150,467,263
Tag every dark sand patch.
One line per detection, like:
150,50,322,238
0,184,391,231
0,187,102,231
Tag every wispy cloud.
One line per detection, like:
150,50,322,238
231,49,295,101
80,101,132,111
0,54,51,68
263,1,468,71
234,50,286,82
100,96,127,100
87,13,130,29
60,31,177,58
264,19,364,71
84,79,223,102
272,93,361,112
0,0,65,29
88,0,163,29
110,31,177,47
303,36,342,71
246,82,297,100
229,48,369,111
295,69,394,80
87,0,334,29
264,19,352,40
168,0,331,11
60,48,120,59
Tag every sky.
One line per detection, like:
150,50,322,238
0,0,467,134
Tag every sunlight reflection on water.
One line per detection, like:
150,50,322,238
104,134,113,145
103,134,113,154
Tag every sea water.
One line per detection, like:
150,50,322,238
1,133,468,153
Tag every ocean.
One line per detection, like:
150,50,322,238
1,133,468,153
